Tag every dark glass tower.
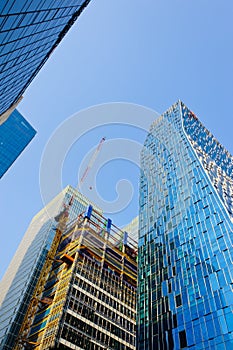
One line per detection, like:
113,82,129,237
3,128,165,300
0,108,36,178
138,101,233,349
0,0,91,120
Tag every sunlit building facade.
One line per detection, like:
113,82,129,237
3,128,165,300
0,108,36,178
123,216,139,242
0,186,102,350
138,101,233,349
0,0,91,120
22,207,137,350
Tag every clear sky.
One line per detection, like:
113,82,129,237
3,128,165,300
0,0,233,280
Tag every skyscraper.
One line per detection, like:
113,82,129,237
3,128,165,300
123,216,139,242
0,108,36,178
138,101,233,349
0,0,91,121
17,206,137,350
0,186,102,350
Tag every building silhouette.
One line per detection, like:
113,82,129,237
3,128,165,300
138,101,233,349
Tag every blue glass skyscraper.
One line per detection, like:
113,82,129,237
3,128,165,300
0,0,91,120
138,101,233,349
0,108,36,178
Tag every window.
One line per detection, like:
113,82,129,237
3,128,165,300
179,330,187,348
175,294,182,307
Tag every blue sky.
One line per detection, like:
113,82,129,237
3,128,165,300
0,0,233,279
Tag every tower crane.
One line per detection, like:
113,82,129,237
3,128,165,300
77,137,106,190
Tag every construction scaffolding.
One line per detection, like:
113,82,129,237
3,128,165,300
18,206,137,350
13,199,74,350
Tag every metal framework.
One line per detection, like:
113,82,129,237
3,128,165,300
16,207,137,350
13,201,74,350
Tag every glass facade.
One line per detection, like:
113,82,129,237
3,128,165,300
0,0,91,118
123,216,139,242
138,101,233,349
0,186,102,350
0,108,36,178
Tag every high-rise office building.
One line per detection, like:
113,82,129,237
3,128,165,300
123,216,139,242
0,186,102,350
0,108,36,178
138,101,233,349
0,0,91,121
16,206,137,350
0,0,91,175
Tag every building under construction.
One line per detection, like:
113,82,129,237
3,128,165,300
0,186,103,350
15,205,137,350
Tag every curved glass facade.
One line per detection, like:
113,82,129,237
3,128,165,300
138,101,233,349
